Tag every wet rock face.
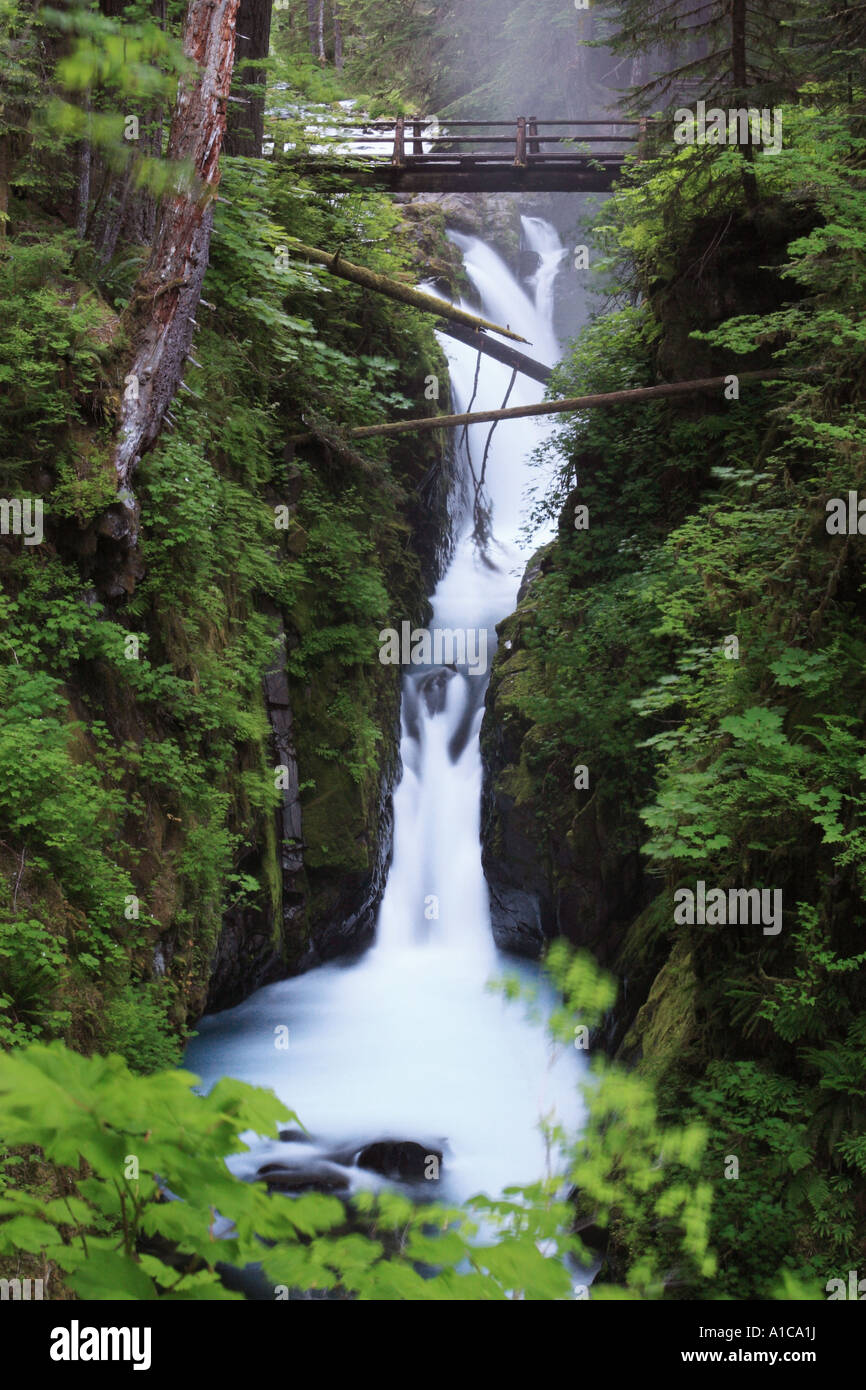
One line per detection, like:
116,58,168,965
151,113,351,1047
253,1136,445,1195
206,879,286,1012
206,620,306,1012
401,193,525,274
479,560,651,972
303,800,394,966
479,786,549,963
487,883,545,958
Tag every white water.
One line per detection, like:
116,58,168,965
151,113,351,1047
185,217,584,1204
264,100,443,158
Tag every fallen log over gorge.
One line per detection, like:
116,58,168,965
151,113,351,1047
284,239,530,342
287,369,794,445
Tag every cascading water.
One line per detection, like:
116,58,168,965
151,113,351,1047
184,216,585,1204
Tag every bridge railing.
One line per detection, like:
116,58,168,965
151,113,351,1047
309,116,653,165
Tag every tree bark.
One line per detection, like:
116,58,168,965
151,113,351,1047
109,0,240,555
316,0,325,62
286,239,529,341
731,0,747,94
731,0,759,209
224,0,272,157
96,160,136,268
332,0,343,69
306,0,317,55
287,370,791,446
75,101,92,238
0,135,9,243
437,320,551,384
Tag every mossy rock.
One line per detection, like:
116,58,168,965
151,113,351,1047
620,933,698,1079
616,890,672,976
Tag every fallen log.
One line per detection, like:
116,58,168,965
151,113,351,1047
285,239,529,343
436,320,552,384
287,369,791,445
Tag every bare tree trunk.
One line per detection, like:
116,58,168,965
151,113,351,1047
75,101,91,238
437,320,550,384
0,135,9,243
286,238,529,340
120,111,161,245
316,0,325,63
306,0,317,55
97,160,136,268
224,0,273,156
107,0,240,568
731,0,747,93
731,0,758,209
332,0,343,69
287,371,790,447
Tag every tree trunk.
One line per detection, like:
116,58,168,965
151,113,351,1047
731,0,747,94
306,0,317,55
287,371,791,446
97,160,137,268
437,320,551,384
0,135,9,244
75,101,91,238
332,0,343,69
119,111,161,245
286,239,529,341
731,0,758,209
316,0,325,63
224,0,272,156
108,0,240,560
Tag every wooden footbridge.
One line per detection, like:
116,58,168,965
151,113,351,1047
280,116,649,193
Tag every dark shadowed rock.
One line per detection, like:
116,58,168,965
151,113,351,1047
355,1140,444,1182
278,1128,313,1144
255,1160,350,1195
575,1220,609,1254
488,883,545,958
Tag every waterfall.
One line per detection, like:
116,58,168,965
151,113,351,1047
522,215,568,339
184,218,585,1204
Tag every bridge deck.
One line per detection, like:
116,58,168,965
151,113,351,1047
277,116,647,194
289,157,629,193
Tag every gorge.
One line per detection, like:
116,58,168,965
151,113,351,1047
186,214,588,1208
0,0,863,1317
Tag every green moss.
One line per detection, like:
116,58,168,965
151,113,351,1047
616,892,673,976
622,936,698,1079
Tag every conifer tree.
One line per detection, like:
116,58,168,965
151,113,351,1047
596,0,802,112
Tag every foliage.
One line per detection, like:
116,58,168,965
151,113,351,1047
102,984,185,1075
0,949,718,1303
486,105,866,1295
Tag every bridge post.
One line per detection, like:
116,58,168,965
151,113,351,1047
528,116,540,156
515,115,527,167
392,115,405,166
638,116,648,159
412,119,423,155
